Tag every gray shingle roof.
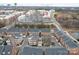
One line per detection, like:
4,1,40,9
21,47,43,55
46,48,68,55
54,29,79,48
0,45,12,55
0,46,3,54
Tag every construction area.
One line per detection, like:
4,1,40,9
0,7,79,55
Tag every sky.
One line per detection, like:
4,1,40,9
0,0,79,7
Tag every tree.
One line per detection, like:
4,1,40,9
14,3,17,10
14,3,17,6
7,4,10,7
